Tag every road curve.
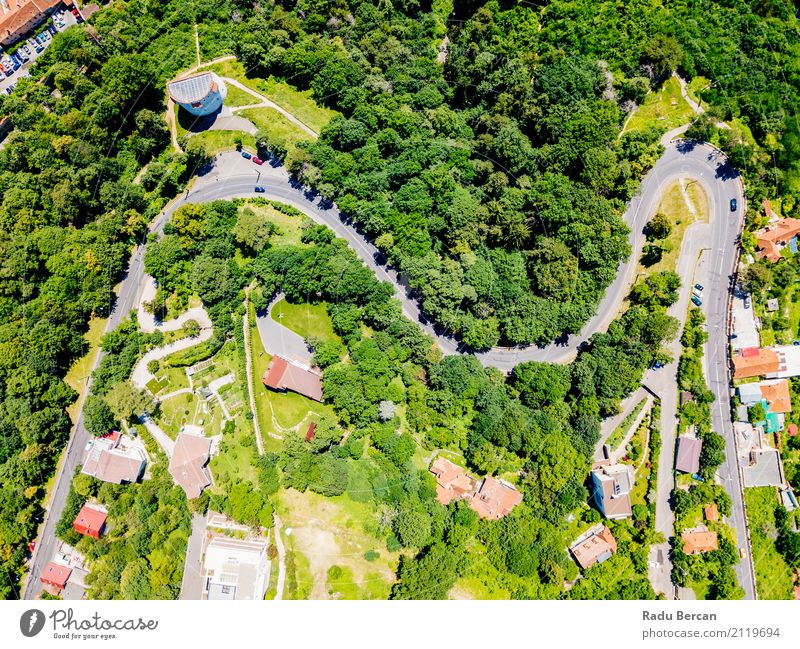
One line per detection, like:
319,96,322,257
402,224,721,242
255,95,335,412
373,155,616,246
177,144,744,371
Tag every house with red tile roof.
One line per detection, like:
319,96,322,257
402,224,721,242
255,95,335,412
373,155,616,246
468,476,523,520
738,379,792,414
73,504,107,539
570,524,618,570
754,218,800,262
262,356,323,402
40,562,71,595
429,457,475,506
733,348,781,379
681,528,718,555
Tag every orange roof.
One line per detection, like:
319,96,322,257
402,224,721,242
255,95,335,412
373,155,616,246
430,457,473,505
571,526,617,570
0,0,60,46
789,423,798,437
704,503,719,523
755,218,800,262
262,356,323,402
733,348,780,379
468,476,522,520
761,380,792,413
681,530,718,555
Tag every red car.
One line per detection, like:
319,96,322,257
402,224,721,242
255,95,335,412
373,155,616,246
252,156,264,165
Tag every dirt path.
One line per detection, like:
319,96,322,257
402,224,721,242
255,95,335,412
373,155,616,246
223,77,318,138
273,514,286,601
243,294,265,455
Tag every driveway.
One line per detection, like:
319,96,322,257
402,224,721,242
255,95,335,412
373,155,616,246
254,293,313,367
179,513,208,600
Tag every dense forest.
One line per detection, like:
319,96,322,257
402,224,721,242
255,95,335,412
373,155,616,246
2,0,800,599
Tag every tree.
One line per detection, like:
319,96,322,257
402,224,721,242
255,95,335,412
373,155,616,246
647,212,672,240
183,319,201,338
105,381,151,422
643,35,682,79
378,400,396,422
233,207,277,252
84,394,118,436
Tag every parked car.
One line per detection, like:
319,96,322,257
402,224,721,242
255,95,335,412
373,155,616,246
254,186,266,193
252,156,264,165
730,198,738,212
694,283,704,291
240,150,252,159
744,296,751,309
691,295,702,307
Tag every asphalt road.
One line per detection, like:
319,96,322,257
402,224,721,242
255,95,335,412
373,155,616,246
25,141,753,599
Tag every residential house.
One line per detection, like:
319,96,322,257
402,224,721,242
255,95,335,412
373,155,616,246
429,457,475,506
738,379,792,414
468,476,523,520
202,535,270,600
590,463,634,519
81,432,146,484
262,356,323,402
754,218,800,262
675,436,702,474
743,447,784,488
569,524,618,570
40,562,71,595
681,528,718,555
169,430,213,499
764,345,800,379
733,347,780,379
73,505,107,539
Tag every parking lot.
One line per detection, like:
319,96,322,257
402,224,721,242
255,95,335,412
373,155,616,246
0,9,79,95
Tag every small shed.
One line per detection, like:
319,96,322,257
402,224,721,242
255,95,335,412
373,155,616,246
305,422,317,443
767,298,779,313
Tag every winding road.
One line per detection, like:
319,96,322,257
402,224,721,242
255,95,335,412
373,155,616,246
25,133,754,599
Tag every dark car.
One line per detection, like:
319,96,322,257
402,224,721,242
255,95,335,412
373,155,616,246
694,283,704,291
691,295,702,307
252,156,264,165
730,198,737,212
254,186,266,193
240,151,252,159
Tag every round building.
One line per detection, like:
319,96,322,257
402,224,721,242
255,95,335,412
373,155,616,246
167,72,227,117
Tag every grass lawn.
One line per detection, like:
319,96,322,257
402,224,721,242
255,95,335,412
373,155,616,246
249,304,332,439
270,297,339,345
637,178,709,277
145,365,190,398
623,75,695,134
276,488,398,600
745,487,794,599
239,199,308,246
210,416,258,487
205,59,338,133
606,399,647,452
224,83,261,108
187,129,257,156
239,106,312,150
64,316,107,423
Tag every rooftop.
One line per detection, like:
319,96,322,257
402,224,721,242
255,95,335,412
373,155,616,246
468,476,523,520
262,356,323,402
570,524,617,570
733,348,780,379
590,464,634,519
81,435,146,484
73,505,107,538
41,561,72,588
167,72,220,104
675,436,702,474
0,0,61,45
169,431,212,499
755,218,800,262
203,535,270,601
681,529,718,555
